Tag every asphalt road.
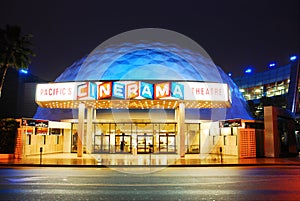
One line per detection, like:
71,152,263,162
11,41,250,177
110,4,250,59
0,166,299,201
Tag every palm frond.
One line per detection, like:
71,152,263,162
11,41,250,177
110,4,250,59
0,25,35,97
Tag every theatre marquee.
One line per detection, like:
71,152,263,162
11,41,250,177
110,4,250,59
35,81,231,109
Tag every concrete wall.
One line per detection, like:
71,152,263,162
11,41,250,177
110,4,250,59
23,135,63,156
17,121,72,157
200,122,238,156
63,129,72,153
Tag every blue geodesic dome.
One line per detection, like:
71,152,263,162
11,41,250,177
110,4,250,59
34,41,252,120
54,42,221,82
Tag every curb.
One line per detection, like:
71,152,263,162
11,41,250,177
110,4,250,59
1,163,300,168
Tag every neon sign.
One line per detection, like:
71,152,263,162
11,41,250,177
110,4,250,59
36,81,230,103
77,81,184,100
36,82,75,101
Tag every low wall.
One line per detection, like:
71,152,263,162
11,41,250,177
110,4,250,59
23,135,64,156
201,135,238,156
0,154,14,159
200,122,238,156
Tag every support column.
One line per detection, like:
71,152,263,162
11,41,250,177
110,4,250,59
86,107,93,154
77,103,85,157
14,128,23,159
177,102,186,158
264,106,297,157
264,106,278,157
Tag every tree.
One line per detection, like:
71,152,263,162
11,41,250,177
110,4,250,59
0,118,19,153
0,25,35,98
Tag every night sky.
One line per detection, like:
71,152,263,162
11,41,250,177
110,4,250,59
1,0,299,81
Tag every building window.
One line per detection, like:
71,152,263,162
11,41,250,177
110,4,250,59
50,128,62,135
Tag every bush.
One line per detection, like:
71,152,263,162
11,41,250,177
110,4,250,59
0,118,19,153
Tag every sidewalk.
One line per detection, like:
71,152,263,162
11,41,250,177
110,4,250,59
1,153,300,167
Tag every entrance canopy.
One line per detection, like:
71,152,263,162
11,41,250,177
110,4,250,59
35,81,231,109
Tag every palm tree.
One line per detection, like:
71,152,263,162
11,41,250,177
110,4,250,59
0,25,35,98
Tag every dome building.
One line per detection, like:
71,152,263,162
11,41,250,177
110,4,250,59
33,29,252,157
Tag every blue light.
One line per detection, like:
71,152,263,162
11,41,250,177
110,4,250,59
244,67,253,74
268,62,276,68
20,69,28,74
228,72,232,77
245,69,251,73
290,55,298,61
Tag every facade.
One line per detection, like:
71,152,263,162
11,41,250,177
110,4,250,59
2,30,297,159
233,64,291,101
233,60,300,152
15,118,72,158
34,81,233,157
233,61,299,119
30,29,254,158
0,69,46,119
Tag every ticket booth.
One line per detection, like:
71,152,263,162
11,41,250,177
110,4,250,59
17,118,72,157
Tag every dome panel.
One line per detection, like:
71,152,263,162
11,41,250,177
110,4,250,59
96,48,203,81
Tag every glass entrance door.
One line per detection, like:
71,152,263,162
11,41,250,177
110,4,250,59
88,122,179,154
94,134,110,153
137,134,153,153
115,134,132,153
159,133,176,153
71,131,78,153
185,124,200,154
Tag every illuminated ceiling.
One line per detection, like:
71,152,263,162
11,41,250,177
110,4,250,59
37,99,231,109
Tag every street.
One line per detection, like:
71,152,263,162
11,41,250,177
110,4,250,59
0,166,299,201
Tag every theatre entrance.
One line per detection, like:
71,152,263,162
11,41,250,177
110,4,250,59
72,122,198,154
158,133,176,153
72,122,200,155
137,134,154,153
115,133,132,153
94,134,110,153
92,122,179,154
